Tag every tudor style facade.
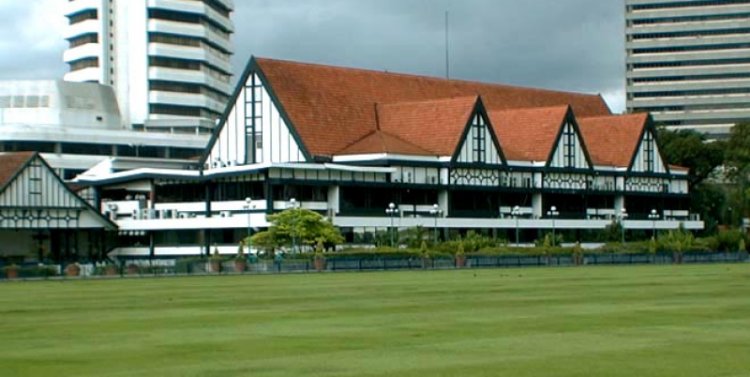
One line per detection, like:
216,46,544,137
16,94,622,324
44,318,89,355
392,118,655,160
0,152,116,263
76,57,701,258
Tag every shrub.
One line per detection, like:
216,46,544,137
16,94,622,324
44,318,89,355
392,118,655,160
714,228,744,252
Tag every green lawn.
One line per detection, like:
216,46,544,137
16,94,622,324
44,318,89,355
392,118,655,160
0,265,749,376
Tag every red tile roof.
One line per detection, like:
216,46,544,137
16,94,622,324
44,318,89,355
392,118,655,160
577,113,648,167
338,130,433,156
488,106,569,162
255,57,612,157
376,96,478,155
0,152,36,190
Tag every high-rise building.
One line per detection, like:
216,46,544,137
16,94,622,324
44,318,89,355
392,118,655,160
63,0,234,132
626,0,750,138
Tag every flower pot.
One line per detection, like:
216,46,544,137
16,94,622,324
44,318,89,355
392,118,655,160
313,257,326,272
234,259,247,273
65,264,81,277
210,260,222,273
105,265,119,276
455,254,466,268
5,267,19,280
126,264,140,275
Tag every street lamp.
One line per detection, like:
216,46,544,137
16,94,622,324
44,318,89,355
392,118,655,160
385,202,399,247
244,197,254,253
547,205,560,247
619,208,628,244
288,198,299,253
648,209,659,239
429,204,443,244
512,205,522,246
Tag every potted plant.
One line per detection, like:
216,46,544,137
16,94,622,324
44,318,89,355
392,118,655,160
572,242,584,266
455,241,467,268
420,241,432,269
209,247,223,273
104,264,119,276
126,264,140,275
234,241,247,273
3,264,19,280
65,263,81,277
313,239,326,272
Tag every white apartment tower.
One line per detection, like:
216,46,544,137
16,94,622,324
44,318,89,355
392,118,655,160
626,0,750,138
63,0,234,132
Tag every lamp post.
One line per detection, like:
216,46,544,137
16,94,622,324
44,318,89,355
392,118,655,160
547,205,560,246
385,202,399,247
512,205,522,246
648,209,659,239
289,198,299,253
619,208,628,244
429,204,443,244
244,197,253,253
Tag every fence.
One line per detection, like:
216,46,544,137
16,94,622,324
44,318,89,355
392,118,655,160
1,251,748,280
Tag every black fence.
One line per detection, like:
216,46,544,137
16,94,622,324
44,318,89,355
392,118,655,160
1,251,748,280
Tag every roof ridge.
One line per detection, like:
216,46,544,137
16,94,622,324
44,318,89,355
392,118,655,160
489,104,571,114
377,130,435,155
336,130,379,154
378,95,479,107
579,113,648,121
255,57,603,98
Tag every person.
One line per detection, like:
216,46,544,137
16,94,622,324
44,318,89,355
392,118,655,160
274,252,284,272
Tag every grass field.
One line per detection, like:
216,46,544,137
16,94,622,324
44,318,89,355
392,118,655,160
0,265,749,377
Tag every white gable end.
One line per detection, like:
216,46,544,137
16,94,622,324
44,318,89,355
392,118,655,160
550,123,589,169
456,113,502,165
207,73,306,169
632,130,667,174
0,158,84,209
0,157,112,229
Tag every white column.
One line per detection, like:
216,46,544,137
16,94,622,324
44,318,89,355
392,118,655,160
438,190,449,216
327,185,340,217
532,193,543,219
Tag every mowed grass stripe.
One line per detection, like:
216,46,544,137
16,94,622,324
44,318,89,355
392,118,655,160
0,265,748,377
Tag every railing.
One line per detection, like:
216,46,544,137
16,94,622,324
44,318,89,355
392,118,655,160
2,252,746,280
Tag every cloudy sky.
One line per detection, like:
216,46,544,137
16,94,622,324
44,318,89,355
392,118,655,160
0,0,626,112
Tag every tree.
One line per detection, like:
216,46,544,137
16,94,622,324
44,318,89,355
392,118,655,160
657,126,728,231
657,127,725,189
249,208,344,253
724,122,750,220
725,122,750,179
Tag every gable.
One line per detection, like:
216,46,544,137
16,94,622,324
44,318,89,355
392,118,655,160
577,114,647,168
549,122,591,170
454,111,504,165
488,106,569,162
205,63,308,169
0,155,115,229
631,128,668,174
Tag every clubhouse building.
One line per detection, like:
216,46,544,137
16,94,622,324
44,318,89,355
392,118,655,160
70,57,701,258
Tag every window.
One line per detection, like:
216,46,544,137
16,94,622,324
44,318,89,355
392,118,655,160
472,115,485,163
563,124,576,168
644,132,655,172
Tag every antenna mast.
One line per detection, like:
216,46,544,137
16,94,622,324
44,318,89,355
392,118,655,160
445,10,450,79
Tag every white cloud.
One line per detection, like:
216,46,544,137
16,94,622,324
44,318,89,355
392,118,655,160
601,88,626,115
25,0,68,51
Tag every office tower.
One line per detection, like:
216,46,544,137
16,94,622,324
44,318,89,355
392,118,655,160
626,0,750,138
63,0,234,132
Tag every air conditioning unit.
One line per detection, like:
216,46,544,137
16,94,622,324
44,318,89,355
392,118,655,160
178,212,189,219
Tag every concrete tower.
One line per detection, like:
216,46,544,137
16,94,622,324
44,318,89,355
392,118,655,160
626,0,750,138
63,0,234,132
